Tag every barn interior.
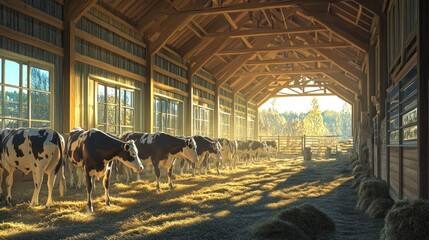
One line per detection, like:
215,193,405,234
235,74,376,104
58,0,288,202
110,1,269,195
0,0,427,239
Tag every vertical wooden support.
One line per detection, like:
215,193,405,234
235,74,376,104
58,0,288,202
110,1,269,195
231,93,236,139
255,107,259,139
187,67,193,136
144,39,154,132
245,102,249,140
418,0,428,199
62,13,75,133
214,87,220,138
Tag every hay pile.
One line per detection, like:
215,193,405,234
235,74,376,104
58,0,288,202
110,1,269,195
251,219,310,240
356,178,390,215
251,203,335,240
365,197,394,218
380,199,429,240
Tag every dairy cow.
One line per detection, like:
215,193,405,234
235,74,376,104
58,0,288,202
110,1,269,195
0,128,66,207
217,138,238,169
65,127,85,189
120,132,198,191
180,136,222,175
264,140,278,159
69,128,143,212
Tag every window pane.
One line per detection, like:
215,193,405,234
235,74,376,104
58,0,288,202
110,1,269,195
5,87,20,118
107,87,116,104
22,89,29,119
31,92,50,120
98,125,106,132
5,119,19,128
31,67,50,91
98,85,105,103
23,64,28,88
32,121,49,128
107,105,116,124
107,125,116,135
0,86,2,115
122,90,133,107
5,60,20,86
98,104,105,123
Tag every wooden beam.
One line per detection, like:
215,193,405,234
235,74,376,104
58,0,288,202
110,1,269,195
189,36,230,75
274,93,335,97
217,42,350,55
325,84,354,104
65,0,96,24
245,57,326,65
299,7,369,52
62,18,74,133
148,14,194,55
137,1,171,33
205,26,325,38
233,68,338,77
245,76,276,101
233,77,256,94
317,49,365,80
324,71,358,92
354,0,381,15
216,36,274,88
166,0,344,16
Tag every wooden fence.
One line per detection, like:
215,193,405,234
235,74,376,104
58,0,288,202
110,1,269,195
259,135,354,157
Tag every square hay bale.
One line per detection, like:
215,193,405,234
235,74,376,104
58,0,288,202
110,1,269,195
250,218,311,240
380,199,429,240
276,203,335,239
356,179,389,212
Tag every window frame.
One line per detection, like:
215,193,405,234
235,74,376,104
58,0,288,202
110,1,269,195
0,50,54,128
153,93,183,136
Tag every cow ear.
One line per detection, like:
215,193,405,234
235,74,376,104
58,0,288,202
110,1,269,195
123,143,130,151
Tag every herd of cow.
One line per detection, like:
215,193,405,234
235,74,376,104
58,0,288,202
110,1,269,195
0,128,277,212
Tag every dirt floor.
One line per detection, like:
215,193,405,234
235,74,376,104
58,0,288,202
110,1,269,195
0,156,384,240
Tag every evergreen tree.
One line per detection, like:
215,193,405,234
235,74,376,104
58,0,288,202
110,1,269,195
303,98,328,136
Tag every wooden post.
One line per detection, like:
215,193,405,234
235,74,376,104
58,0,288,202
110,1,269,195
245,101,249,139
187,66,194,136
62,7,75,133
144,39,154,132
231,93,236,139
255,108,259,139
418,0,429,199
214,87,219,138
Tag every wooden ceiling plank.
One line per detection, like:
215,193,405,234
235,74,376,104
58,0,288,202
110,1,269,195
189,36,229,75
245,57,326,65
353,0,381,15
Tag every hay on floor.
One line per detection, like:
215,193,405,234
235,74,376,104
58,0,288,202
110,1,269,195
380,199,429,240
356,179,389,211
276,203,335,239
365,197,394,219
250,218,311,240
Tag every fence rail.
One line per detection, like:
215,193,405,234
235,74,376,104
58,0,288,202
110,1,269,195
259,135,354,157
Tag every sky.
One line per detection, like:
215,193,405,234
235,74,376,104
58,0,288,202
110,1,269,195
259,96,349,113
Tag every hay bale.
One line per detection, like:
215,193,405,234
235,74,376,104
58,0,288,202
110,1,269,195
365,197,394,219
351,160,361,169
351,175,367,189
352,164,365,175
348,152,358,164
277,203,335,239
251,218,311,240
380,199,429,240
356,179,389,211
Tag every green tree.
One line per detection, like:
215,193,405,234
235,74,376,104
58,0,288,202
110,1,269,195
339,103,352,140
258,108,287,136
303,98,328,136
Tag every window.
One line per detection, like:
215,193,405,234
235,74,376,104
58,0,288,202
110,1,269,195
96,83,135,135
248,116,255,140
193,104,213,137
154,97,182,135
220,111,231,139
0,56,52,128
235,115,246,140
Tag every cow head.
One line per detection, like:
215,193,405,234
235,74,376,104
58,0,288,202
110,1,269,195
209,141,223,163
182,137,198,163
120,140,144,173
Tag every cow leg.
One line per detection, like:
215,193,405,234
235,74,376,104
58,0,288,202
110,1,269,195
85,174,94,212
103,167,111,206
216,161,221,175
179,159,185,175
154,166,161,191
45,172,57,207
30,167,44,206
76,167,84,190
124,165,130,182
167,166,174,190
135,172,141,181
5,169,15,206
68,162,76,188
191,162,196,177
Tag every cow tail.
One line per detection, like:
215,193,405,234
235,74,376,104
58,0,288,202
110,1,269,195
54,131,66,197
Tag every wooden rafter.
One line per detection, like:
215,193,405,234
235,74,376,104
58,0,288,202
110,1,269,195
205,26,325,38
165,0,344,16
217,42,350,55
299,7,369,52
245,57,326,65
233,67,339,77
65,0,96,23
353,0,381,15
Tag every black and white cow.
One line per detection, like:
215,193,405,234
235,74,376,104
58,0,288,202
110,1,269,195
120,132,198,191
69,128,143,212
0,128,66,207
264,140,278,159
65,127,85,189
217,138,237,169
248,140,269,162
180,136,222,175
